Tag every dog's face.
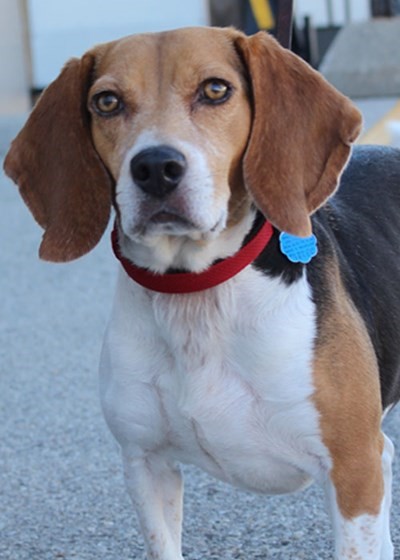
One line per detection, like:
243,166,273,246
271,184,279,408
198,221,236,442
4,27,362,264
88,29,252,246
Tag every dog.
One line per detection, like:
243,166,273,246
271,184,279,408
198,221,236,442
4,26,400,559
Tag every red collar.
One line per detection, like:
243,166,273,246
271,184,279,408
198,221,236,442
111,220,273,294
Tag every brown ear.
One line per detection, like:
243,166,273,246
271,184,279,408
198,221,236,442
3,54,112,261
235,32,362,237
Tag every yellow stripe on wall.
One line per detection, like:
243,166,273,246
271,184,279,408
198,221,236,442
359,100,400,145
249,0,275,30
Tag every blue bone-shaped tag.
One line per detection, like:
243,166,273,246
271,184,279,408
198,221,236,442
279,232,318,264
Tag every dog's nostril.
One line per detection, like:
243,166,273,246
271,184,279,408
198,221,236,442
135,163,151,183
164,160,185,181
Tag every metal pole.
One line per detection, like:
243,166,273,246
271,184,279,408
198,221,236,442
276,0,293,49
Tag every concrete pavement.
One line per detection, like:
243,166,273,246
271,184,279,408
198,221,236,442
1,112,400,559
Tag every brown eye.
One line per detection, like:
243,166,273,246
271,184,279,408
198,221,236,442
93,91,123,115
202,80,231,103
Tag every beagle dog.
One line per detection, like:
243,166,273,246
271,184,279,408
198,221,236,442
4,26,400,560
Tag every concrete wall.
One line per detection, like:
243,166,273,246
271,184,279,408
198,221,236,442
0,0,30,114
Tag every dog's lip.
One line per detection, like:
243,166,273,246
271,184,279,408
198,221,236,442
149,210,194,228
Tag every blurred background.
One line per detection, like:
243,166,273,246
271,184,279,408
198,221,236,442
0,0,398,106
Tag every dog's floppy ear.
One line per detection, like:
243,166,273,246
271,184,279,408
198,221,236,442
3,54,112,262
235,31,362,237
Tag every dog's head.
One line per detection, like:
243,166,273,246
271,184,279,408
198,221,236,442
4,27,361,270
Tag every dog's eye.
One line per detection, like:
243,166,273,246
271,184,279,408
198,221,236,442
93,91,123,116
201,80,231,103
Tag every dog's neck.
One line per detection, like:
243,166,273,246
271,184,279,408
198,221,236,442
118,210,258,275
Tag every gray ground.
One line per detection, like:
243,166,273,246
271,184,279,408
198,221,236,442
1,117,400,560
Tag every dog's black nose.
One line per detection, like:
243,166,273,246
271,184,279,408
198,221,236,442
130,146,187,198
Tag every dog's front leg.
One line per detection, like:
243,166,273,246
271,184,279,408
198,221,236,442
123,453,184,560
323,432,394,560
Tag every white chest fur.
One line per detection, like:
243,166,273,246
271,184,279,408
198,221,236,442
100,266,329,495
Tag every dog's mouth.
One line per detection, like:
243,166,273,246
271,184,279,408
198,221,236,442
149,210,193,228
131,207,198,238
119,190,227,244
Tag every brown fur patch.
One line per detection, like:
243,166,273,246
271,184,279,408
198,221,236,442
235,32,362,238
313,259,384,518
